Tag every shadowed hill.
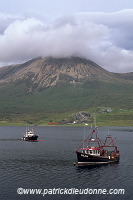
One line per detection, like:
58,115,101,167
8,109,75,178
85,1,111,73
0,57,133,122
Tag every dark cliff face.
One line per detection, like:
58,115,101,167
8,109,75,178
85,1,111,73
0,56,133,89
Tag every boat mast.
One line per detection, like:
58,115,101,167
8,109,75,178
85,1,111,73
94,113,97,128
32,126,34,134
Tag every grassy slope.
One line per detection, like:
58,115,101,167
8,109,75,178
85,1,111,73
0,80,133,126
96,110,133,127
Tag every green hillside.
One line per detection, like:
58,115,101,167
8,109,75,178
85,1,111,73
0,79,133,126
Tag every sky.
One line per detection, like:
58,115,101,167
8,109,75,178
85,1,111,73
0,0,133,73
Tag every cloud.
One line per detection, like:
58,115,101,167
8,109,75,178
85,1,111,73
0,13,19,33
0,10,133,72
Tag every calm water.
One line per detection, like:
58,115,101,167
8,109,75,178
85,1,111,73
0,126,133,200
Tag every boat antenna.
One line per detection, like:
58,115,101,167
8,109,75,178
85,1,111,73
83,123,89,148
107,126,110,136
32,126,34,134
94,113,97,128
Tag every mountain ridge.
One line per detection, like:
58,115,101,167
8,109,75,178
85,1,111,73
0,57,133,90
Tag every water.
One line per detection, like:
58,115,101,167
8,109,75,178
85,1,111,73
0,126,133,200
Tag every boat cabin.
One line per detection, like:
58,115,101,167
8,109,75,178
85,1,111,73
82,147,101,156
25,130,34,137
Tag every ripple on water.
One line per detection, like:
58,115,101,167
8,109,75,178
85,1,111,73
0,126,132,200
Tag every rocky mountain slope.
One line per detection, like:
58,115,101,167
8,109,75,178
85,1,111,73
0,57,132,90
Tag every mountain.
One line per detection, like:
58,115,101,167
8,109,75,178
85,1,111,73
0,56,132,89
0,56,133,123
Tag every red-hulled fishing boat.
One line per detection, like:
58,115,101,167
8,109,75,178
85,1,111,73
75,128,120,166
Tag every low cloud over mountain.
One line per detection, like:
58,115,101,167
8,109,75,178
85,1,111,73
0,9,133,72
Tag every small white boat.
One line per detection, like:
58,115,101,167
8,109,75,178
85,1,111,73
22,126,38,141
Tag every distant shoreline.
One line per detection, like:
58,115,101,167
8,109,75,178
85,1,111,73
0,122,133,127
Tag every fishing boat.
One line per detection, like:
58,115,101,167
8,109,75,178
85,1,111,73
22,126,38,141
75,127,120,166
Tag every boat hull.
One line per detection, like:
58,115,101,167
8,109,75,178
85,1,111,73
76,151,120,165
22,135,38,141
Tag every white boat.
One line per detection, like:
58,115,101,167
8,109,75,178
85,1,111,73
22,126,38,141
